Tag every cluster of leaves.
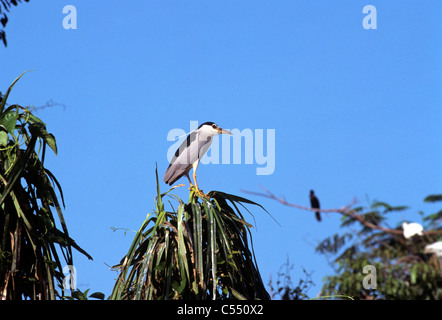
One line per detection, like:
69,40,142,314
0,73,91,300
0,0,30,46
316,195,442,299
110,169,270,300
62,289,105,300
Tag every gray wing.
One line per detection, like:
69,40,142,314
163,131,212,185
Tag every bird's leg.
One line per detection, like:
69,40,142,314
191,160,210,199
192,169,201,194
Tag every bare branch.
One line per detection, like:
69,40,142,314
242,186,404,236
242,185,356,214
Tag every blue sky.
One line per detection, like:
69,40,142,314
2,1,441,298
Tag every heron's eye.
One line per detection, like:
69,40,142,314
212,124,217,129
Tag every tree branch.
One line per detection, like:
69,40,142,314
242,186,404,236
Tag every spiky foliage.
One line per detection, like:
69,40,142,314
0,72,92,300
110,169,271,300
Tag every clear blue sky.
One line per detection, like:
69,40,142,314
2,1,441,298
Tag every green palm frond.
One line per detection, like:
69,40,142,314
110,167,270,300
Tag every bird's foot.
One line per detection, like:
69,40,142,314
197,190,211,200
190,185,211,200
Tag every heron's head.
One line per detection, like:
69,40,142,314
198,122,232,136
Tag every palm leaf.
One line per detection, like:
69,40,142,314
110,170,271,300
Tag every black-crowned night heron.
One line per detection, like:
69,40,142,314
309,190,321,222
163,122,232,198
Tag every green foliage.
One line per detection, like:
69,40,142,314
62,289,105,300
317,195,442,300
268,257,314,300
425,195,442,203
109,168,270,300
0,72,92,300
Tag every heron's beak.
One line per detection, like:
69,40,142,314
219,128,233,135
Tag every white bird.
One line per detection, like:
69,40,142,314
402,222,424,239
424,241,442,270
424,241,442,257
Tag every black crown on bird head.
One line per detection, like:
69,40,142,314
198,122,216,129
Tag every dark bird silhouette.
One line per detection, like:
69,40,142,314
310,190,321,222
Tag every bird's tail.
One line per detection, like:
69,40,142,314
315,211,321,222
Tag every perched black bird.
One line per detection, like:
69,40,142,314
310,190,321,222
